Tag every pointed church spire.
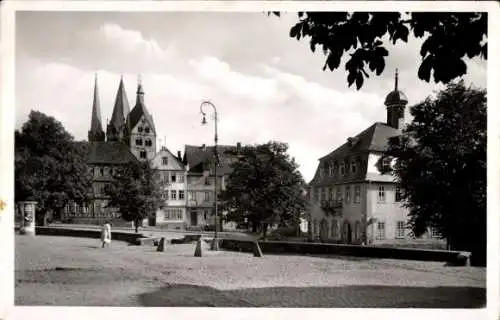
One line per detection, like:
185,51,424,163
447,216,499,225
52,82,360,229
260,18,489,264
136,74,145,106
88,73,105,142
107,76,131,141
394,68,399,91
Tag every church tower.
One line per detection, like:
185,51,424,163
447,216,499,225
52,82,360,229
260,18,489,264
88,74,105,142
384,69,408,130
106,76,131,142
125,76,157,161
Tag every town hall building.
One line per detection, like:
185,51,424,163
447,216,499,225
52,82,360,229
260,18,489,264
307,70,438,244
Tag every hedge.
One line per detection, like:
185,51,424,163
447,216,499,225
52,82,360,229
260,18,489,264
219,239,470,264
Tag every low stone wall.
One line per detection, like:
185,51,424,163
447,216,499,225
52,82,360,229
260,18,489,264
34,226,151,246
219,239,467,263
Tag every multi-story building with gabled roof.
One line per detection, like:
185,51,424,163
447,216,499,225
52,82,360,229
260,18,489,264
307,70,434,244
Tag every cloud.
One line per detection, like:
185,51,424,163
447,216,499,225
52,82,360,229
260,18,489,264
14,15,487,182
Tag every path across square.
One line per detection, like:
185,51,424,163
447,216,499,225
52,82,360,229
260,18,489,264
15,235,486,307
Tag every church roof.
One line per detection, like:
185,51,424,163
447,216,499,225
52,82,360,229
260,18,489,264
108,77,130,132
384,68,408,106
127,82,156,134
89,74,104,134
87,141,138,165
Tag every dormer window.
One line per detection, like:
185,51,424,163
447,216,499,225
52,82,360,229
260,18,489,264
162,157,168,165
339,161,346,176
138,126,143,133
382,157,392,170
329,163,335,176
145,127,150,133
351,158,357,174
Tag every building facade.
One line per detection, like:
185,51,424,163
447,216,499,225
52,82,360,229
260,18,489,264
308,70,436,244
152,147,188,228
183,144,242,229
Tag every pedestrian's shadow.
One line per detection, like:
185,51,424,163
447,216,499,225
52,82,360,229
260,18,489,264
82,245,101,249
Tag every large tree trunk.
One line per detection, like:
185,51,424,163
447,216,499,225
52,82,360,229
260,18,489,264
262,223,268,240
134,219,140,233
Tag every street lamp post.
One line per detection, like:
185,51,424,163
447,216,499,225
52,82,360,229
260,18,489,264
200,100,220,251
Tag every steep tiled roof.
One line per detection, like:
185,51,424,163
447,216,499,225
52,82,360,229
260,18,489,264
89,75,104,135
87,141,138,165
108,77,131,133
319,122,400,161
184,144,239,176
310,122,401,186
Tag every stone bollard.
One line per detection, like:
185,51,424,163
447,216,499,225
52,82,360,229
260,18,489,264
194,238,202,257
157,237,166,252
19,201,37,236
252,241,263,257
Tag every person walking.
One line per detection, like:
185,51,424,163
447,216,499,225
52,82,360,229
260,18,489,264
101,221,112,248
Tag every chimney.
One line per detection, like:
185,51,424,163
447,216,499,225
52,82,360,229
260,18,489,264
237,142,241,150
177,150,182,161
201,144,206,151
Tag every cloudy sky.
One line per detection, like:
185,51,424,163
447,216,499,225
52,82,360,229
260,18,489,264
14,10,487,182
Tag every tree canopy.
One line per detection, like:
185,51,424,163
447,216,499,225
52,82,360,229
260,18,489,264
378,81,486,265
272,12,487,89
106,160,162,233
220,141,308,237
15,110,91,224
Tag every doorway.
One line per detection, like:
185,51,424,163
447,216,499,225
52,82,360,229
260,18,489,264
190,211,198,226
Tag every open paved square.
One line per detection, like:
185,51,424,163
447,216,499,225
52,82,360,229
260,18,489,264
15,235,486,307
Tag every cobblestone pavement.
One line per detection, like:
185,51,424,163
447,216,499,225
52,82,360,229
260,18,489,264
15,235,486,307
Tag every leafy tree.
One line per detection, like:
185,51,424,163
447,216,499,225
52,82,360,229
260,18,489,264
378,81,486,265
272,12,487,89
220,141,308,238
15,111,92,225
106,160,162,233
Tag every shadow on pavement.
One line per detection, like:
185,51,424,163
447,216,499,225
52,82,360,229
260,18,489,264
138,284,486,308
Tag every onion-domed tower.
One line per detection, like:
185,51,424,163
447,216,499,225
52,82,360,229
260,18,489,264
384,69,408,130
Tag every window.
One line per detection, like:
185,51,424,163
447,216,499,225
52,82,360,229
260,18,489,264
354,186,361,203
313,188,319,203
179,190,185,200
171,190,177,200
204,209,210,220
162,190,169,200
138,126,143,132
145,139,152,147
378,186,385,202
321,188,326,201
171,174,177,183
204,191,210,201
100,168,104,176
319,168,324,178
188,191,194,201
339,161,346,175
164,208,183,220
204,177,211,185
328,187,333,200
376,222,386,240
382,158,391,170
136,138,143,146
351,159,357,174
335,188,342,201
331,220,339,239
178,174,185,183
395,187,402,202
140,151,147,159
430,227,441,238
313,219,318,236
396,221,405,238
329,164,334,176
145,127,150,133
345,186,351,203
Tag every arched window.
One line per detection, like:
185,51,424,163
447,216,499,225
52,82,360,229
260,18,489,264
145,127,150,133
